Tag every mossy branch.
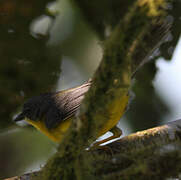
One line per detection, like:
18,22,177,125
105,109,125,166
6,119,181,180
87,119,181,179
2,0,173,180
32,1,174,180
72,0,171,75
99,119,181,154
31,1,174,180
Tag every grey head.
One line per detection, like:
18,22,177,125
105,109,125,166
14,93,63,129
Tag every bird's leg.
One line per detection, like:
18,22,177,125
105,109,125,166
91,126,122,149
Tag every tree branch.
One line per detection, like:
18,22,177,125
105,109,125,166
99,119,181,154
6,119,181,179
3,0,180,180
88,119,181,179
34,1,173,180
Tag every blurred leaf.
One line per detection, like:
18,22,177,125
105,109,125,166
0,0,62,128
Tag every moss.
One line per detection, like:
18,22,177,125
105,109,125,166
33,1,171,179
91,143,181,180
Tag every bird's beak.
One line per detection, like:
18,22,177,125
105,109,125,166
14,113,25,122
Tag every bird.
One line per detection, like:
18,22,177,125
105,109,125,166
14,81,129,145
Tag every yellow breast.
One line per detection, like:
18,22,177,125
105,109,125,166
26,118,71,142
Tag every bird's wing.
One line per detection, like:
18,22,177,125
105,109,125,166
43,81,91,129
